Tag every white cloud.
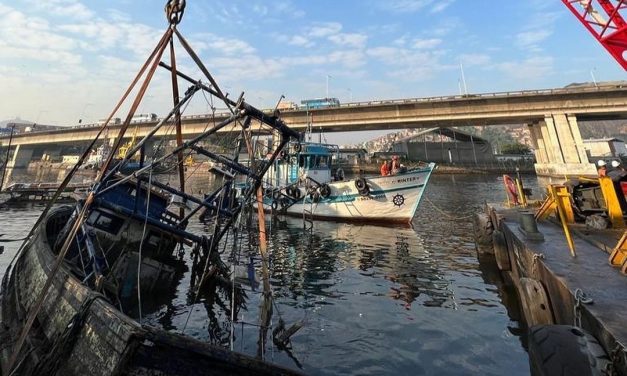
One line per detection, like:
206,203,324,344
328,33,368,48
382,0,433,13
413,38,442,49
494,56,554,80
308,22,343,38
430,0,455,13
459,53,491,66
287,35,314,47
192,33,256,56
366,46,446,80
24,0,94,21
516,30,552,51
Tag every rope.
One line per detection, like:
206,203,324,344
0,237,28,243
423,196,475,220
136,166,154,323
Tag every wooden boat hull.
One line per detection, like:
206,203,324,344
0,207,298,375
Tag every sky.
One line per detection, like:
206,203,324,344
0,0,626,144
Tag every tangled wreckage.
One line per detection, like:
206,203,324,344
0,2,303,375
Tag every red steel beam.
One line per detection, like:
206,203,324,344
562,0,627,70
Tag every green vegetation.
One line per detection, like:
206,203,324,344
500,142,531,154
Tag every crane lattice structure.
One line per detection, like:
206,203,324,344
562,0,627,70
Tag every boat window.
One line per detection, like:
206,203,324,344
298,155,305,168
87,210,124,235
320,156,328,168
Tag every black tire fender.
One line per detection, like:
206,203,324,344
320,184,331,198
355,177,368,191
528,325,610,376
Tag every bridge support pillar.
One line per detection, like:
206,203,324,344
530,114,596,177
10,144,33,168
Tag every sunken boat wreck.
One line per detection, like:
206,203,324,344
0,2,303,375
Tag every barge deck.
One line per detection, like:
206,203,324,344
481,204,627,375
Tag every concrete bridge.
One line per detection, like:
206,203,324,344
3,81,627,177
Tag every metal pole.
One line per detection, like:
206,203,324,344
460,62,468,95
439,128,444,163
470,134,478,165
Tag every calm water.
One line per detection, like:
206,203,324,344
0,173,539,375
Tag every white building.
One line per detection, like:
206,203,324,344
583,138,627,157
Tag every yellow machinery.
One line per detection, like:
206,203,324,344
535,178,627,271
610,232,627,274
535,185,576,257
116,125,140,161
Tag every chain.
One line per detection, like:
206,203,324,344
605,344,624,376
531,253,544,276
573,288,593,328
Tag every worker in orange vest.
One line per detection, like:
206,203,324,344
380,160,391,176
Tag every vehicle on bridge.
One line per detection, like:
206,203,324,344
300,97,340,110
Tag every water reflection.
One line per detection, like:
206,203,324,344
268,217,455,311
0,173,534,375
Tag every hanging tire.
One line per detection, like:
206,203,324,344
310,191,320,203
264,187,273,198
272,189,281,200
335,168,345,181
492,230,510,271
294,187,302,199
355,177,367,191
319,184,331,198
519,277,554,326
294,143,302,153
528,325,610,376
286,186,295,197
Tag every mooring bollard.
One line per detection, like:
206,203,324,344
519,211,544,240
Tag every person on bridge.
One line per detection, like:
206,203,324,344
380,160,391,176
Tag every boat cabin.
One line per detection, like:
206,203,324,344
264,142,339,188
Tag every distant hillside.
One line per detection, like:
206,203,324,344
0,118,35,127
578,120,627,141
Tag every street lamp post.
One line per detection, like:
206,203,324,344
79,103,93,124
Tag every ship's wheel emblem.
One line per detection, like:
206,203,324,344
392,194,405,207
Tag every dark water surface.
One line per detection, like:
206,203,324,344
0,173,538,375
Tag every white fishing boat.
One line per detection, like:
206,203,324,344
258,142,435,224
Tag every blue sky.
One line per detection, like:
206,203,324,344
0,0,625,143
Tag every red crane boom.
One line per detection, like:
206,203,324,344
562,0,627,70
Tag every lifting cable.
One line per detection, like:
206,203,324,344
423,196,475,220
